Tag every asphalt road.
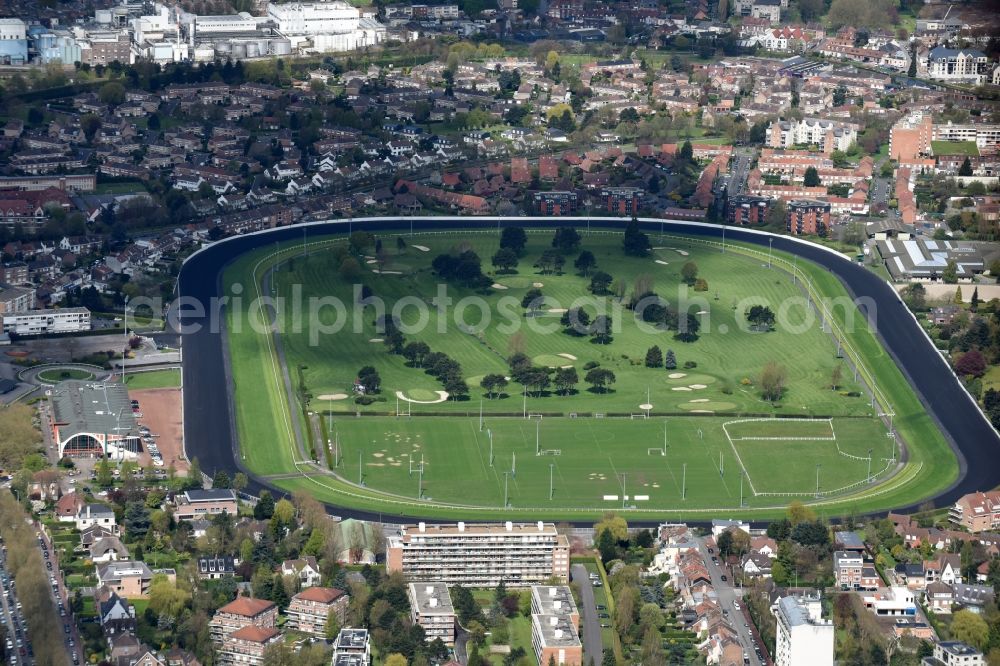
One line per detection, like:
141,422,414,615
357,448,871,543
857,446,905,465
570,564,603,664
177,217,1000,523
694,539,761,666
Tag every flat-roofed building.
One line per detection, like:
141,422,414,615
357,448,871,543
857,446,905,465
49,380,140,458
530,586,579,630
387,521,570,587
773,596,834,666
0,283,35,314
174,489,239,521
922,641,985,666
333,628,370,666
2,307,90,335
787,199,831,236
530,613,582,666
408,583,455,644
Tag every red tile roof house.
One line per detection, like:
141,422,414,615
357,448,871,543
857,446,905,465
209,597,278,643
950,490,1000,533
219,625,281,666
285,587,349,637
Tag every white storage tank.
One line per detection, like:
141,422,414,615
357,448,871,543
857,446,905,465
230,41,247,59
245,41,258,58
271,38,291,55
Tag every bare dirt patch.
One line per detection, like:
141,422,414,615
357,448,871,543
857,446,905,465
133,387,188,474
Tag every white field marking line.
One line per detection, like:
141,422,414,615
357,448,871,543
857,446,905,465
722,419,759,496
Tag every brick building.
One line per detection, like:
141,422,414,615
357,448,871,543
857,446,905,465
950,491,1000,533
727,195,770,226
600,187,643,215
534,191,578,216
218,625,281,666
889,113,933,162
209,597,278,643
787,199,831,235
285,587,349,637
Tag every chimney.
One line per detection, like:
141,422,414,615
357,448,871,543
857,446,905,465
430,597,438,608
537,520,544,531
554,600,562,610
425,586,434,594
505,521,513,532
458,521,465,532
549,588,556,597
418,522,426,533
549,616,558,626
554,629,563,640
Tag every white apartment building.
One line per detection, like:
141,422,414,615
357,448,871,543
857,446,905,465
408,583,456,645
530,586,580,629
2,307,90,335
0,18,27,40
925,47,991,85
387,521,571,587
768,117,858,153
773,596,834,666
192,13,263,33
933,122,1000,150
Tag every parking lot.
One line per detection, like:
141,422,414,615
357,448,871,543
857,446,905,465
130,388,187,473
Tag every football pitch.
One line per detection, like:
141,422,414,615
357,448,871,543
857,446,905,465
320,415,893,510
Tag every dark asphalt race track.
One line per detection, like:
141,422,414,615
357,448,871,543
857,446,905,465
176,217,1000,524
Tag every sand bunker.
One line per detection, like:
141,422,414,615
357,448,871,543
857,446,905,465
672,387,692,392
412,245,430,251
491,283,509,290
668,373,687,379
689,384,708,389
532,282,544,288
317,393,349,401
395,390,449,404
690,409,714,414
689,398,710,403
696,310,709,315
372,269,402,275
655,260,669,265
372,452,384,458
561,365,573,369
369,338,384,343
548,308,568,314
675,249,689,256
557,353,578,360
365,259,377,264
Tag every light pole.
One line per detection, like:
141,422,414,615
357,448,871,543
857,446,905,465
549,463,554,501
768,237,773,268
815,464,821,496
621,473,626,509
867,448,873,483
479,399,483,432
122,295,129,385
682,463,687,501
488,428,493,467
503,472,509,507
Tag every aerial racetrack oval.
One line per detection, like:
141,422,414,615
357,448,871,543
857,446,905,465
176,216,1000,525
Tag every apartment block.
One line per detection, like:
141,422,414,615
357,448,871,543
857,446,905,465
534,191,579,216
889,113,933,162
600,187,643,216
285,587,348,637
768,118,857,154
408,583,456,645
773,596,834,666
530,586,579,630
727,195,770,226
787,199,831,235
386,521,570,587
209,597,278,643
531,614,582,666
217,625,281,666
333,628,371,666
950,491,1000,533
834,551,864,590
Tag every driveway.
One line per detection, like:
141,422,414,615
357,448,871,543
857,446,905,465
571,564,603,664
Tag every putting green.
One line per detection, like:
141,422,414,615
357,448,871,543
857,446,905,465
679,401,737,411
534,354,572,368
403,388,441,401
502,276,542,289
466,375,483,387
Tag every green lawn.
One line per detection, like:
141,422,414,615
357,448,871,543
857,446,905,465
931,141,979,157
125,368,181,390
224,228,956,519
37,368,95,383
